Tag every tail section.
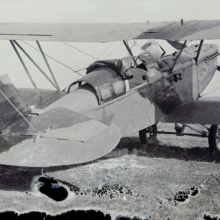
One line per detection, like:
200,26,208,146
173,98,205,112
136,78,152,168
0,75,30,131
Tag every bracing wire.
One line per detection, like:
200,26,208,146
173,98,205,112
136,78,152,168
76,67,87,72
97,41,115,59
102,42,124,59
128,40,137,50
132,42,145,54
20,41,84,76
201,87,220,97
62,42,99,60
0,90,38,132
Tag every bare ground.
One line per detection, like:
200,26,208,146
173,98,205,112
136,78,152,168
0,123,220,219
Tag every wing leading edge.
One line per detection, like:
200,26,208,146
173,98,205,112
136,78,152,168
1,20,220,42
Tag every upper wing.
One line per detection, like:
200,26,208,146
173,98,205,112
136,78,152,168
1,20,220,42
163,97,220,125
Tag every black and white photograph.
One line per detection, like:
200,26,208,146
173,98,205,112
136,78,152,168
0,0,220,219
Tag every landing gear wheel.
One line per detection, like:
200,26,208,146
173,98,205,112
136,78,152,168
139,124,158,145
139,129,147,144
208,124,220,151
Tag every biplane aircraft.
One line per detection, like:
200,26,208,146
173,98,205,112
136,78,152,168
1,20,220,167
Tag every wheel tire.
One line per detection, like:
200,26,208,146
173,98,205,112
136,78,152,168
139,125,158,145
208,124,220,151
139,129,147,144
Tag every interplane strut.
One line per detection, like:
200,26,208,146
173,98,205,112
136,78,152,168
10,40,41,97
36,41,60,90
10,40,63,95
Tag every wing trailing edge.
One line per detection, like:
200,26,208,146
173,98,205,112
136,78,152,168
0,115,121,167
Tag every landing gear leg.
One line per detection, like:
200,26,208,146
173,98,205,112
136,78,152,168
139,124,158,145
208,124,220,151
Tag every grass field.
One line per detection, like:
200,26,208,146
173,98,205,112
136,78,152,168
0,123,220,219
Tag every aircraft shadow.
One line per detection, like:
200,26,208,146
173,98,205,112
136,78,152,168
0,136,219,192
109,137,220,163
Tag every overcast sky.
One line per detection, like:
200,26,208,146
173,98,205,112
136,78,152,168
0,0,219,23
0,0,220,95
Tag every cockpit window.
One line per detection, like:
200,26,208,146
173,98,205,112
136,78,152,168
141,39,166,59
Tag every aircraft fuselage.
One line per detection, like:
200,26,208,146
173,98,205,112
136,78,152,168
21,43,218,138
68,44,219,137
0,43,219,166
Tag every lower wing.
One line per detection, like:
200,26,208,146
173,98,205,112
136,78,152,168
164,97,220,125
0,107,121,167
